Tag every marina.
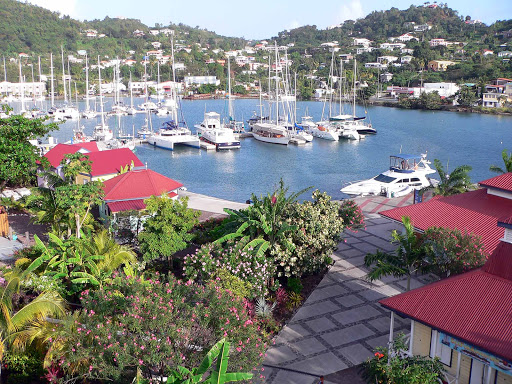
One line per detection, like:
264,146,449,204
10,97,512,202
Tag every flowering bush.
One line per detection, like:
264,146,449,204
338,199,365,231
183,240,274,298
423,227,488,276
364,334,445,384
273,191,344,278
51,274,269,383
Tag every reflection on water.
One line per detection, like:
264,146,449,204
10,97,512,203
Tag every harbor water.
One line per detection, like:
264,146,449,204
18,97,512,202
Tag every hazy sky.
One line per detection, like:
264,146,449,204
27,0,512,39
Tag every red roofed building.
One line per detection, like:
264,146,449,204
380,173,512,254
99,169,183,219
39,144,143,186
379,218,512,384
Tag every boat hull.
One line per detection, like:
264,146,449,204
252,132,289,145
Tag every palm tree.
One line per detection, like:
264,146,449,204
364,216,428,291
431,159,473,196
0,274,66,377
489,149,512,174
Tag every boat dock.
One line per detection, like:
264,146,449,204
199,141,216,151
290,137,307,145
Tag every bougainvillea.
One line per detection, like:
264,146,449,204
338,199,365,231
51,274,269,383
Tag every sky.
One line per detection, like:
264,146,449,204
26,0,512,39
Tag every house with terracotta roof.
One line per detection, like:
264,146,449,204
380,218,512,384
380,173,512,255
99,169,183,220
39,144,143,186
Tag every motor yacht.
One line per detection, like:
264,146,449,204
341,154,437,197
195,112,240,150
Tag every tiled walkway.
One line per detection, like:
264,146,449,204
262,215,436,383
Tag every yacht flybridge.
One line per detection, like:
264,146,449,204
341,154,437,197
195,112,240,150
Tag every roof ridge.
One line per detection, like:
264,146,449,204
146,169,161,197
104,172,132,199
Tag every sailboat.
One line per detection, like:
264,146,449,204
223,57,245,138
252,43,291,145
147,37,199,150
92,56,113,142
126,71,137,115
82,54,97,119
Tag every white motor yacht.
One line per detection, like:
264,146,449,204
341,154,437,197
309,120,339,141
195,112,240,150
147,120,200,150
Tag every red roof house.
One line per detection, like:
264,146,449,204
380,173,512,254
380,219,512,381
100,169,183,217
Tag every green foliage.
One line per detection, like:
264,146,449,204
489,149,512,174
423,227,488,276
167,338,253,384
417,91,442,110
364,216,428,291
286,292,303,310
364,334,445,384
339,200,365,231
3,349,44,381
0,114,59,190
286,277,303,294
138,195,200,263
184,240,274,298
52,275,268,382
431,159,473,196
215,269,253,298
455,85,478,108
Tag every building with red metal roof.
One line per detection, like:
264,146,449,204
379,218,512,384
380,173,512,254
99,169,182,219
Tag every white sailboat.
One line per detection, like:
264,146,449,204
147,37,199,150
93,56,113,142
82,54,97,119
126,71,137,115
252,43,291,145
223,57,245,138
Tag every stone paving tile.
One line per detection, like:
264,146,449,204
331,305,382,325
288,352,348,376
292,300,341,321
320,324,375,347
345,229,371,238
368,316,396,333
270,370,316,384
305,284,348,304
334,243,352,251
265,345,299,365
335,294,365,308
275,323,311,344
328,267,368,283
365,334,392,350
341,279,375,292
305,317,337,333
291,337,328,356
337,248,365,259
395,277,425,291
350,242,381,254
338,343,374,365
344,237,362,245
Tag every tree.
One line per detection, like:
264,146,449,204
417,91,442,110
431,159,473,196
364,216,427,291
0,115,59,190
490,149,512,174
54,153,104,238
0,274,65,377
455,85,477,108
138,195,199,264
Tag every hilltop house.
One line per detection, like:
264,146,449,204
483,78,512,108
380,217,512,384
380,42,406,51
100,169,183,220
428,60,456,71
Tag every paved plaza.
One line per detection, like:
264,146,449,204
262,194,435,383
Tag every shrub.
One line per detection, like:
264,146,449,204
286,277,303,294
215,268,253,298
3,350,44,384
364,334,445,384
52,274,269,383
184,240,274,298
338,199,365,231
423,227,488,276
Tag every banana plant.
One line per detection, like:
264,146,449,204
167,338,253,384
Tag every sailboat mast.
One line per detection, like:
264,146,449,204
85,54,90,110
2,57,6,83
67,59,72,105
38,56,42,106
228,56,233,120
170,35,178,124
275,42,279,125
50,53,55,107
61,46,67,103
339,58,343,115
353,58,357,117
30,62,35,107
129,71,134,108
98,56,105,127
19,58,25,112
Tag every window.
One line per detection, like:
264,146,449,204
374,174,396,183
430,330,452,366
469,360,495,384
411,178,420,182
